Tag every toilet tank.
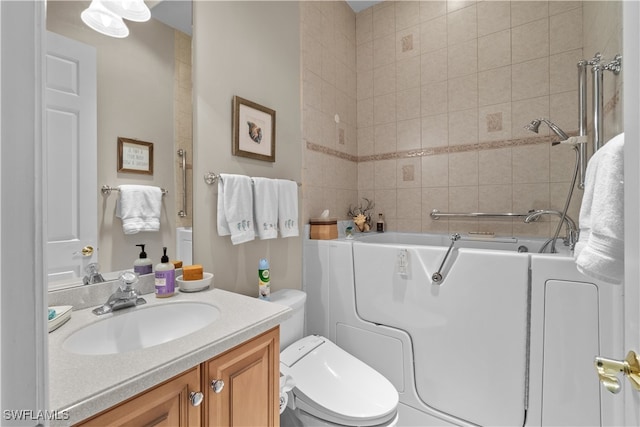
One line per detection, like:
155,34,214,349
270,289,306,350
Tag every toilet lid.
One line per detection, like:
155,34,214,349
280,336,398,426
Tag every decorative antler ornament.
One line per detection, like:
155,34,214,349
347,198,375,232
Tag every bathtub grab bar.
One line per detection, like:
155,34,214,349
432,233,460,283
430,209,532,220
177,149,187,218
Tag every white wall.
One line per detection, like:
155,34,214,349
193,1,302,296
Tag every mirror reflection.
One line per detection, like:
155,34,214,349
46,0,193,289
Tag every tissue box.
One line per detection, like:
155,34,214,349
309,218,338,240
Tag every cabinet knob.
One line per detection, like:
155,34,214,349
189,391,204,407
210,379,225,393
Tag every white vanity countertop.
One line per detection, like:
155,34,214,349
48,288,291,426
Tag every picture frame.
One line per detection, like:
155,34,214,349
117,137,154,175
232,96,276,162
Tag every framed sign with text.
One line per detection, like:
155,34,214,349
117,137,154,175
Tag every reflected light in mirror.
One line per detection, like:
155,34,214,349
81,0,129,38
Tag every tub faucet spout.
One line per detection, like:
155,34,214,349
524,210,578,250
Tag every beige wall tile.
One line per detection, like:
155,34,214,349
421,113,449,148
477,0,510,38
512,18,549,64
397,158,422,188
448,74,478,112
512,57,550,101
550,49,583,94
358,161,375,190
447,0,476,14
421,81,449,116
356,7,373,45
448,39,478,79
550,90,579,134
374,93,397,124
396,1,421,31
549,142,577,183
397,56,421,91
303,69,323,110
479,147,512,185
478,29,511,71
374,188,398,218
420,15,448,53
512,182,550,212
321,80,336,115
449,151,479,186
357,40,373,72
419,0,447,22
357,96,374,128
398,187,423,216
397,89,421,121
448,186,480,232
373,34,396,68
373,62,396,96
447,4,477,45
358,126,375,156
478,66,511,107
550,6,582,55
421,47,448,84
373,2,396,39
448,109,478,146
511,1,548,28
374,122,397,154
397,117,422,151
549,1,581,16
422,187,450,233
512,143,550,184
422,154,449,187
396,25,421,61
479,184,513,212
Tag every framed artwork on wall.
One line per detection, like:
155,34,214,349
232,96,276,162
117,137,154,175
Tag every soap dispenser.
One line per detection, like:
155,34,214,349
155,247,175,298
134,244,153,275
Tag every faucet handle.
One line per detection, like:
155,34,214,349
119,270,139,291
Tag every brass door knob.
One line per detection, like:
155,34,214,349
595,350,640,394
80,246,94,257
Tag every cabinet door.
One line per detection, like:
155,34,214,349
75,366,202,427
204,327,280,427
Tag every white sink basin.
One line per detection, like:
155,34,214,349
63,302,220,355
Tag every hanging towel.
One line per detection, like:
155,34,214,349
253,177,278,240
574,133,624,285
217,174,255,244
277,179,299,238
116,185,162,234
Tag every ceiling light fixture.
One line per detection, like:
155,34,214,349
81,0,129,39
102,0,151,23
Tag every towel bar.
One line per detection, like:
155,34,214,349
204,172,301,187
101,185,168,196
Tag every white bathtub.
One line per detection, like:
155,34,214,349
303,232,622,427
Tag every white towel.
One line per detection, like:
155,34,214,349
253,177,278,240
116,185,162,234
217,174,255,245
574,133,624,284
277,179,299,238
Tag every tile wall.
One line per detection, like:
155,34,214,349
303,0,621,239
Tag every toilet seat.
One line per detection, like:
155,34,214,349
280,335,398,427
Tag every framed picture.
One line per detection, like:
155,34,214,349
117,137,154,175
232,96,276,162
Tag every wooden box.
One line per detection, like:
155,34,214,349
309,218,338,240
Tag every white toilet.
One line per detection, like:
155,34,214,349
271,289,399,427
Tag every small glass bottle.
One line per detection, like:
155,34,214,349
376,213,385,232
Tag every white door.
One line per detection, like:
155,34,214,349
45,31,97,287
622,1,640,424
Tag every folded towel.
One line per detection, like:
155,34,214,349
116,185,162,234
574,133,624,284
253,177,278,240
217,174,255,244
277,179,299,238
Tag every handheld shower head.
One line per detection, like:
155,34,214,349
524,118,569,142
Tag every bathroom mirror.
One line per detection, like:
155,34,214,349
46,0,193,289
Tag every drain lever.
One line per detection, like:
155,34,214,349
432,233,460,283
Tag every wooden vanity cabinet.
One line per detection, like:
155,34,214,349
73,327,280,427
203,327,280,427
75,366,202,427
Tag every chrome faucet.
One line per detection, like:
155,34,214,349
83,262,105,285
524,209,579,250
92,271,146,315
